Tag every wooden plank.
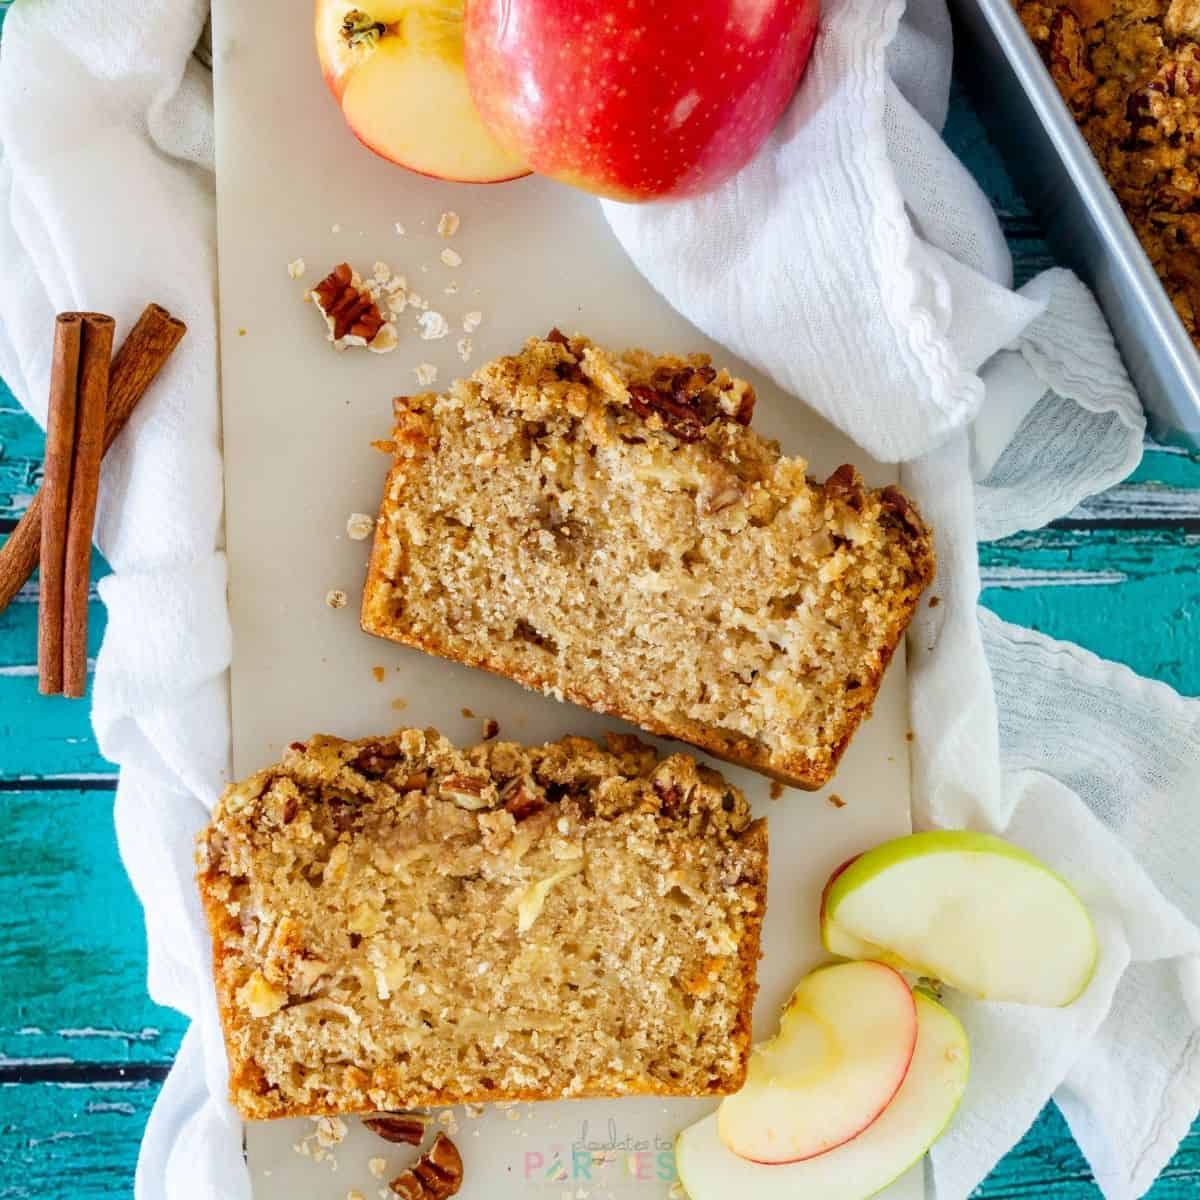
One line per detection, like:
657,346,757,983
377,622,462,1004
977,1102,1200,1198
979,529,1200,692
0,676,114,779
0,388,49,524
0,1079,158,1200
0,788,186,1066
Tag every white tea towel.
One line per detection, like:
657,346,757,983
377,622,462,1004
0,2,1197,1200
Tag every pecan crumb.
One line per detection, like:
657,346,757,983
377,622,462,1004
310,262,397,352
363,1111,429,1146
482,717,500,740
371,666,385,683
388,1133,463,1199
769,781,785,800
502,778,548,821
828,793,846,808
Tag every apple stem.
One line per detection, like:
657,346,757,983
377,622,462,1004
342,9,387,48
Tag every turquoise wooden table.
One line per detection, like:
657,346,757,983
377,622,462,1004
0,17,1197,1199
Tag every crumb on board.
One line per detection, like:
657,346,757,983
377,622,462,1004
391,697,408,711
394,222,406,235
905,731,914,742
769,781,784,800
929,595,940,608
440,247,463,268
287,257,306,279
347,512,375,541
414,363,438,386
418,310,450,340
437,211,460,237
368,1157,388,1180
237,328,246,336
461,706,475,719
482,717,499,740
462,310,482,333
828,793,846,808
457,336,473,363
371,666,385,683
325,589,348,610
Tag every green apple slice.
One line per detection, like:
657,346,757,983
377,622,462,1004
677,991,969,1199
821,856,891,961
823,831,1097,1007
718,961,918,1164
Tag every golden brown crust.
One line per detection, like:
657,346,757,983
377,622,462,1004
1016,0,1200,345
360,334,934,790
197,729,767,1119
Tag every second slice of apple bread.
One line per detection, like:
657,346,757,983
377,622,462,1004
362,333,934,788
197,729,767,1118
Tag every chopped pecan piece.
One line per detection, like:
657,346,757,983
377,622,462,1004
310,262,396,350
628,384,706,442
502,777,549,821
823,464,866,511
1046,8,1096,109
363,1111,430,1146
352,742,404,778
440,774,491,810
389,1133,463,1200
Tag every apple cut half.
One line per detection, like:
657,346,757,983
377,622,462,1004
315,0,529,183
677,991,969,1200
718,961,917,1164
823,831,1098,1007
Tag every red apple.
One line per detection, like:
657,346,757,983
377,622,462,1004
463,0,820,201
315,0,530,183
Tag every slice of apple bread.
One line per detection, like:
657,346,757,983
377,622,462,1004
361,332,935,789
197,728,767,1119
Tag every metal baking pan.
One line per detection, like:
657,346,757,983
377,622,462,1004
949,0,1200,447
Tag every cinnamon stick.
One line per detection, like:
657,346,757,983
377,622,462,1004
37,315,83,695
0,304,187,615
61,314,115,698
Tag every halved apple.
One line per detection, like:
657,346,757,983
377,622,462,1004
822,831,1098,1007
718,961,917,1164
677,991,969,1200
314,0,529,183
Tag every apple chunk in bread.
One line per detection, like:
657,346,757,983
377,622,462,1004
822,831,1098,1007
314,0,529,183
677,991,969,1200
718,961,917,1164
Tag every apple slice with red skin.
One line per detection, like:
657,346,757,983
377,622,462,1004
314,0,529,183
464,0,821,201
677,991,970,1200
718,961,917,1165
